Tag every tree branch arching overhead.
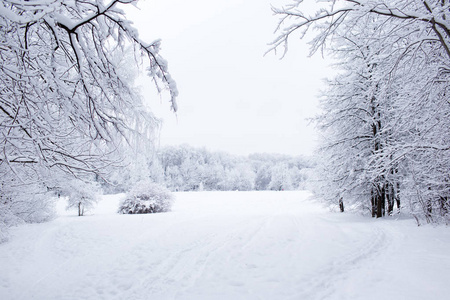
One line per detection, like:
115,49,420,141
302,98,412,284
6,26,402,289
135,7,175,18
0,1,177,228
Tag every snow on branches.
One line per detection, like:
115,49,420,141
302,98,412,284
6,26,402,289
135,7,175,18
0,1,177,231
270,0,450,60
272,0,450,223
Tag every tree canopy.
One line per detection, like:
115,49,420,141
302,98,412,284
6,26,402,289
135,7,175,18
272,0,450,223
0,1,177,230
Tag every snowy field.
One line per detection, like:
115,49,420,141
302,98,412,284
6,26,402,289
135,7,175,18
1,191,449,300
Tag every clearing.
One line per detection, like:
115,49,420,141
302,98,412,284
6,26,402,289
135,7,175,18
1,191,449,300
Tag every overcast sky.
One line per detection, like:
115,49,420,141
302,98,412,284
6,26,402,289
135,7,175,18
126,0,331,156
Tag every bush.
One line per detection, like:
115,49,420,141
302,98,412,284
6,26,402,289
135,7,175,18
118,181,174,214
0,189,56,243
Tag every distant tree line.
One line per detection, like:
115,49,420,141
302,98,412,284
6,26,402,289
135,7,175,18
107,145,312,192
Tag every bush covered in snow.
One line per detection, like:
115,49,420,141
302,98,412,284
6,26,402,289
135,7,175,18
118,181,174,214
0,187,55,243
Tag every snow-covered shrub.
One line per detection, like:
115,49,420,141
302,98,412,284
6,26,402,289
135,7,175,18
0,185,55,243
118,181,174,214
63,180,100,216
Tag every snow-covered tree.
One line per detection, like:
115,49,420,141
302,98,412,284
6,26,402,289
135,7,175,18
201,163,226,191
0,1,177,233
63,180,100,216
269,163,293,191
255,163,272,191
272,0,450,222
220,163,255,191
148,157,165,184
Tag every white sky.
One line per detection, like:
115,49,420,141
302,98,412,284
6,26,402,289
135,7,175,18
126,0,331,156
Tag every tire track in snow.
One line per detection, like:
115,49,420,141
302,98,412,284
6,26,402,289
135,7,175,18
153,216,274,298
288,222,390,300
15,219,83,299
90,215,273,299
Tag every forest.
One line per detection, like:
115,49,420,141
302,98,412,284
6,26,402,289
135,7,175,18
270,0,450,224
107,145,312,193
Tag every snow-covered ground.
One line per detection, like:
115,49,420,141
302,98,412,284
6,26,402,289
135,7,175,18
1,191,449,300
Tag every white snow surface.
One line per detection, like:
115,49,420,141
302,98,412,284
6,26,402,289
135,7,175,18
1,191,449,300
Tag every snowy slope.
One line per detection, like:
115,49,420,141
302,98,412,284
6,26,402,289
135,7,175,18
0,191,449,300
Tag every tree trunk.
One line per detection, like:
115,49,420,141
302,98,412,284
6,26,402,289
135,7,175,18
425,199,433,223
439,196,448,216
371,189,377,217
339,197,344,212
376,189,383,218
78,202,83,216
387,182,395,215
375,183,385,218
395,181,401,212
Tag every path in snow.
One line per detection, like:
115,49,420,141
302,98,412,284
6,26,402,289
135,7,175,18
1,191,449,300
